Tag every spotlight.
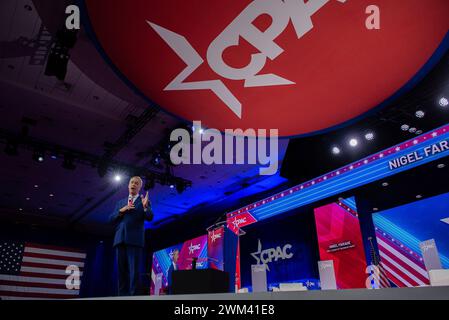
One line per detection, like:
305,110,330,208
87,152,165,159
349,138,358,147
439,97,448,107
408,127,417,133
4,141,18,156
62,154,76,170
416,195,422,199
415,130,423,135
364,132,374,141
401,124,410,131
32,149,45,163
169,184,175,189
415,110,425,118
437,163,445,169
331,146,341,155
114,174,122,182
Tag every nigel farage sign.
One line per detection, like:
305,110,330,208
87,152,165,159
84,0,449,137
389,140,449,170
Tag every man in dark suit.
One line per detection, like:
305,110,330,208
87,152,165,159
167,249,179,294
109,176,154,296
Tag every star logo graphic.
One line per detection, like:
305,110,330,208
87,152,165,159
251,239,269,271
188,242,201,255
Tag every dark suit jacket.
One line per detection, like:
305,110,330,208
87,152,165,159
109,196,154,247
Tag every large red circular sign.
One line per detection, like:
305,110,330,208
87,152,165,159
84,0,449,137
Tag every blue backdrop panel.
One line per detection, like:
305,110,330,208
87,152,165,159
239,209,320,290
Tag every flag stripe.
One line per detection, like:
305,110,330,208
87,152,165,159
377,237,428,277
21,261,84,271
24,247,86,259
19,271,71,279
379,250,423,286
23,252,85,263
20,266,84,276
378,243,428,284
22,256,85,268
0,279,69,289
381,262,413,287
26,243,85,254
0,290,77,299
0,284,79,295
0,274,68,285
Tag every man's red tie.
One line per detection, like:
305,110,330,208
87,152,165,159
128,197,133,206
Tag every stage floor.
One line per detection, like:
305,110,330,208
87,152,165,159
85,286,449,300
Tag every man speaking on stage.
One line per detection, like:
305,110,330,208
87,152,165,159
109,176,154,296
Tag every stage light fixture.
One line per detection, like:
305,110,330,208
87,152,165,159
114,174,122,182
331,146,341,155
349,138,358,147
439,97,448,107
408,127,417,133
401,124,410,131
381,182,389,187
32,149,45,163
415,110,425,118
364,132,374,141
416,195,422,199
437,163,445,169
415,130,423,135
169,184,175,189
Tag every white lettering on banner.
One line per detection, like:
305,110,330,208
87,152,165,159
188,242,201,255
388,140,449,170
147,0,349,118
232,217,247,229
210,230,222,243
251,239,294,271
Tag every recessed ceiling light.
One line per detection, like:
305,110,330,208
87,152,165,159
49,194,54,197
409,127,417,133
415,110,425,118
34,184,38,188
416,195,422,199
437,163,445,169
38,207,43,210
381,182,389,187
373,208,379,211
349,138,358,147
401,124,410,131
332,146,341,155
26,197,30,201
19,208,23,211
364,132,374,141
439,97,448,107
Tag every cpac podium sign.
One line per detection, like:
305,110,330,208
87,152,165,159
84,0,449,137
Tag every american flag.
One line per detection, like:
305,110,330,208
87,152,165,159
368,237,391,288
375,230,429,287
0,242,86,300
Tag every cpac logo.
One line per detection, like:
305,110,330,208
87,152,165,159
210,230,222,243
148,0,346,118
232,217,247,229
188,242,201,255
251,239,293,271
